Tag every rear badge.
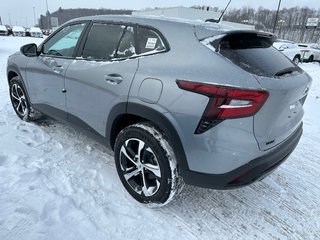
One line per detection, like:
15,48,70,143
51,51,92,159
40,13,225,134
290,104,296,110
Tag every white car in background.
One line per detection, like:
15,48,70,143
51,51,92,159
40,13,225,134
273,40,302,65
298,43,320,62
30,27,43,38
0,25,8,36
12,26,26,37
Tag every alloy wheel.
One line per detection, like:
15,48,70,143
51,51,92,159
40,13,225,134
10,83,28,117
119,138,161,197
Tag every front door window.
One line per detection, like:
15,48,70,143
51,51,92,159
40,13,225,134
42,23,86,58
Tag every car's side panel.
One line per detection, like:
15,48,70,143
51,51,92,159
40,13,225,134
128,24,265,174
65,59,139,136
7,54,29,85
25,56,73,120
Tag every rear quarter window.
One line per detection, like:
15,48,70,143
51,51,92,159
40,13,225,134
138,27,167,54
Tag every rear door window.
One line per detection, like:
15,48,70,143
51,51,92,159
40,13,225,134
138,27,166,54
82,23,125,60
116,26,136,58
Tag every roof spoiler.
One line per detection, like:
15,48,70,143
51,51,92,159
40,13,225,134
208,31,277,51
205,0,232,23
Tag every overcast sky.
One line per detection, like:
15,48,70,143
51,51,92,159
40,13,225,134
1,0,320,27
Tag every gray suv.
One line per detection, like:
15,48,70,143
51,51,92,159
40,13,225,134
7,15,312,206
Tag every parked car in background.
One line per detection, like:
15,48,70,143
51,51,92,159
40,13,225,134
30,27,43,38
25,28,31,37
0,25,8,36
42,29,52,36
273,40,302,64
12,26,26,37
7,15,312,206
6,26,13,36
298,43,320,62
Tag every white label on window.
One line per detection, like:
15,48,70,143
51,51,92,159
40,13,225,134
145,38,157,49
290,104,296,110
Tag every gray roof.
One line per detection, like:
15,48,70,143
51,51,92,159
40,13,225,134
61,15,242,42
68,14,227,30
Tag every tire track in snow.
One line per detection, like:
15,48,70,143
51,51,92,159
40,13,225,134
0,198,41,240
160,170,320,240
15,122,52,148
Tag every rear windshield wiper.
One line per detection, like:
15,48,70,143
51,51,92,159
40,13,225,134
274,66,300,77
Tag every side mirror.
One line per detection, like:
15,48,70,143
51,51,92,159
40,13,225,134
20,43,39,57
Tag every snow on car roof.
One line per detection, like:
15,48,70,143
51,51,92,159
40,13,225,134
12,26,25,31
30,27,42,32
68,14,234,31
63,14,240,41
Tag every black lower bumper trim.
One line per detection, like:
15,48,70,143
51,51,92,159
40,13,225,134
181,123,303,189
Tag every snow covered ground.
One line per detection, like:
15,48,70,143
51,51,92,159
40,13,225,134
0,36,319,240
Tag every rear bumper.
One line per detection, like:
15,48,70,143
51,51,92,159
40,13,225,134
180,123,303,189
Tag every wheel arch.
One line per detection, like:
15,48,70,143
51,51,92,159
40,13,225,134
308,55,314,62
7,70,19,82
7,66,32,104
7,65,21,83
106,102,189,171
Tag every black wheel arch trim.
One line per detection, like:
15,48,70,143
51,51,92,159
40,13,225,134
105,102,127,149
106,102,189,171
293,54,301,60
7,64,22,83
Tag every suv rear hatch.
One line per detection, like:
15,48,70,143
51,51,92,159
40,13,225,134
199,30,312,150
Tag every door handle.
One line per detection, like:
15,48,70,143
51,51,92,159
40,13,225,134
53,65,63,74
105,74,123,85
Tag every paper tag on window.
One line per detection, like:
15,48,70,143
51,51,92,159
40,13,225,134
145,38,157,49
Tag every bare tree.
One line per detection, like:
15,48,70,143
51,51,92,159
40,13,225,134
224,6,320,43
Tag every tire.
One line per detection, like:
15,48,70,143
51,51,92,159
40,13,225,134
308,55,314,62
9,76,42,121
114,122,183,206
293,55,300,65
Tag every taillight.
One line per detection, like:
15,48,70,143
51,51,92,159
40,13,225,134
176,80,269,134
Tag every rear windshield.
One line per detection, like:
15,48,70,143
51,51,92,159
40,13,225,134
203,33,300,77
